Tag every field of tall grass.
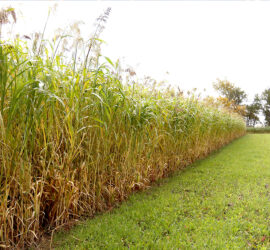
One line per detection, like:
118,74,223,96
0,9,246,248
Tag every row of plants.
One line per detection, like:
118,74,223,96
0,8,246,248
246,126,270,133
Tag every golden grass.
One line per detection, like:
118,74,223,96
0,33,246,248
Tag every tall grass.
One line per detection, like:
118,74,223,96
0,13,245,248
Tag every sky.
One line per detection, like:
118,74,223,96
1,1,270,102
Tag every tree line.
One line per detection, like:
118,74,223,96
213,79,270,127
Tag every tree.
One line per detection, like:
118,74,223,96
213,79,247,116
245,94,262,127
261,88,270,126
213,79,247,105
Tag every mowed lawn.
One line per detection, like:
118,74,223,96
53,134,270,249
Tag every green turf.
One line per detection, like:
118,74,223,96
53,134,270,249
